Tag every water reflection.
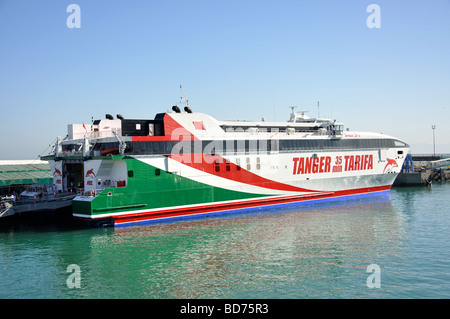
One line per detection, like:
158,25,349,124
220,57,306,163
82,194,405,298
3,185,450,298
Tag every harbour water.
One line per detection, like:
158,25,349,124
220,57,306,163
1,182,449,299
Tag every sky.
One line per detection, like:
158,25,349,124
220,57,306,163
0,0,449,159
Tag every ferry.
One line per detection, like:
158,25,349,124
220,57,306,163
41,101,409,227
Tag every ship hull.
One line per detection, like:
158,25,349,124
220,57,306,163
75,186,391,227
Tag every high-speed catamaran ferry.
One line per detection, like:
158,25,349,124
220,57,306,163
42,103,409,227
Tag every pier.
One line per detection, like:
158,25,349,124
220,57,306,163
393,154,450,187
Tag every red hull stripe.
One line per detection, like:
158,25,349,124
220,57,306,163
113,192,334,225
167,153,318,193
74,185,391,225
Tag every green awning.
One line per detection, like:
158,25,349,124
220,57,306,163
0,161,52,187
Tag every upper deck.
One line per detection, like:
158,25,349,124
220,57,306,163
42,108,408,160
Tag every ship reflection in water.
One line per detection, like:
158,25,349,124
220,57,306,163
86,193,404,298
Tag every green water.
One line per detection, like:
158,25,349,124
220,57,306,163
1,183,449,299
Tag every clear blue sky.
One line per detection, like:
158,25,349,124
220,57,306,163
1,0,449,159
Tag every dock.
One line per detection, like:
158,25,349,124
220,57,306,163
393,170,433,187
393,154,450,187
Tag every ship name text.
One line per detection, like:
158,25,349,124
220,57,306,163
292,154,373,175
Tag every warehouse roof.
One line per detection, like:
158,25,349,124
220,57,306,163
0,160,52,187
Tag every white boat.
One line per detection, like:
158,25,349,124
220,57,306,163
42,102,409,227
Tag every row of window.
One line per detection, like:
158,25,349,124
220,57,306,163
128,169,161,178
125,138,404,155
75,138,406,157
212,157,262,172
220,125,320,133
279,138,399,151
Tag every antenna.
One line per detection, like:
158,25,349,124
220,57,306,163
289,106,308,115
180,84,189,108
317,101,320,118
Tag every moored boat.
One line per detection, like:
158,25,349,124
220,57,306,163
42,102,409,227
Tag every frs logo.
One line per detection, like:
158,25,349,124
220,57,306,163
53,168,62,176
383,158,398,173
86,168,96,178
193,121,205,130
